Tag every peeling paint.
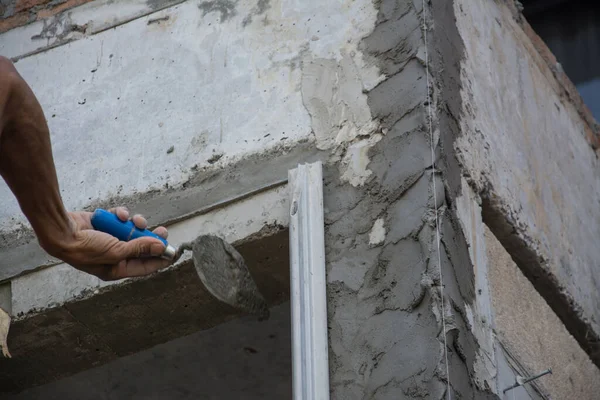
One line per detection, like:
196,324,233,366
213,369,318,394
30,12,87,43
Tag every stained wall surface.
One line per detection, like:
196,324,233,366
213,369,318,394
451,0,600,366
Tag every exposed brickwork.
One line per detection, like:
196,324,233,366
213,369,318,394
0,11,29,33
0,0,94,34
15,0,50,13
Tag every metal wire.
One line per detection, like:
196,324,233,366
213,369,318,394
421,1,451,398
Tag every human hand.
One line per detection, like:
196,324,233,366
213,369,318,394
42,207,170,281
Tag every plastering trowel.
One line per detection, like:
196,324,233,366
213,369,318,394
91,209,270,320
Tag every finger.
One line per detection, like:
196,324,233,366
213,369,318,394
107,206,130,221
152,226,168,239
107,258,170,280
132,214,148,230
111,237,166,260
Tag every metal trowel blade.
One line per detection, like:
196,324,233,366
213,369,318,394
178,235,270,321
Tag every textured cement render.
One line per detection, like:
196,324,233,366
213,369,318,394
486,225,600,400
321,0,499,398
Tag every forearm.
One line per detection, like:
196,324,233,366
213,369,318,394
0,57,73,251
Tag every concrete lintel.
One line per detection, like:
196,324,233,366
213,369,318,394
0,143,324,283
8,184,290,318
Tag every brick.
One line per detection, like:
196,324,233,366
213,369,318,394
0,12,29,34
15,0,51,13
36,0,92,19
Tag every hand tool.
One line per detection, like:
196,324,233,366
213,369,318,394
90,208,270,320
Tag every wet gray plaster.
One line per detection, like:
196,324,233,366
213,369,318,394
322,0,498,397
427,0,467,202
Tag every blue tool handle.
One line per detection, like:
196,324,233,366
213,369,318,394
90,208,168,246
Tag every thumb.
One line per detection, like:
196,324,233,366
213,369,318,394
114,237,166,259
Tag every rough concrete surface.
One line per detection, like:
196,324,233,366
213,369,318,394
322,0,498,398
5,302,292,400
486,225,600,400
0,229,289,393
453,0,600,366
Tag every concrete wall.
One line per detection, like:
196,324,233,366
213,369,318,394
322,0,501,397
1,0,599,398
321,0,600,397
446,0,600,367
0,0,381,281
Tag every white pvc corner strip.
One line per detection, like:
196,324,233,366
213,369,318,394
289,161,330,400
